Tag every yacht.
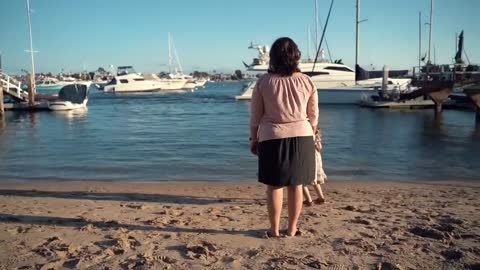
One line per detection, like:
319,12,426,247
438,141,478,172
236,44,411,104
103,66,164,93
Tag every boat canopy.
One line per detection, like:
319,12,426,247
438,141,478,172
58,84,88,104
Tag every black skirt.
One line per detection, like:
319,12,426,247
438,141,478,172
258,136,315,187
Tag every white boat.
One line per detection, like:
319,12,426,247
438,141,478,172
245,45,356,88
237,44,413,104
47,84,89,111
37,76,92,91
182,80,197,89
37,77,64,90
235,81,256,100
194,78,208,87
143,73,187,90
104,66,164,93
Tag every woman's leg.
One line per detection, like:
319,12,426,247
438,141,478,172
287,185,303,236
266,185,283,236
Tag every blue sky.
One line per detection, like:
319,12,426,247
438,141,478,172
0,0,478,74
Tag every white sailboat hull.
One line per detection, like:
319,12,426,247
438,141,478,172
157,79,186,90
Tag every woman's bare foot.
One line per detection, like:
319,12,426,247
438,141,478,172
265,229,280,238
286,228,302,237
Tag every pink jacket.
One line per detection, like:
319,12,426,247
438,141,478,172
250,72,318,142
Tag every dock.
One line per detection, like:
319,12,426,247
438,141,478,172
1,72,59,113
359,97,435,109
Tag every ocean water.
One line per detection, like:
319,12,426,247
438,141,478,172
0,81,479,182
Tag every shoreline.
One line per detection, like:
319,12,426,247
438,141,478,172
1,178,479,184
0,180,479,269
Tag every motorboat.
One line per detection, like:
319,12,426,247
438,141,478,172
47,84,89,111
103,66,164,93
194,78,208,87
37,76,91,91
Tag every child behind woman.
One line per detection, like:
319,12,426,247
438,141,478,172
303,131,326,206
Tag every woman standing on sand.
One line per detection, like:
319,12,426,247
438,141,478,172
249,37,318,237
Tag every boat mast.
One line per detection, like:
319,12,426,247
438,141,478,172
168,32,172,74
355,0,360,81
171,36,184,74
418,12,421,70
307,26,311,61
427,0,434,65
314,0,319,51
26,0,36,103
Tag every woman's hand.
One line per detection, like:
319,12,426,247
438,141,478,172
315,141,322,152
250,140,258,156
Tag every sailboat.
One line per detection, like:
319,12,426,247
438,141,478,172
146,33,188,90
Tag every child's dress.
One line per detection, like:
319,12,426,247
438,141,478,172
313,133,327,184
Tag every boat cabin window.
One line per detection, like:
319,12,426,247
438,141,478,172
324,66,354,72
119,79,129,84
133,78,145,81
303,71,329,77
117,66,137,76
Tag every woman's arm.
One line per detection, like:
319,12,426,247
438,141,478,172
249,81,263,155
306,79,319,133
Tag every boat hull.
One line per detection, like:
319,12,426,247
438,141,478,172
104,83,163,93
235,83,376,104
182,82,197,89
48,99,88,111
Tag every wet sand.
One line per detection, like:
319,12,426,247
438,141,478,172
0,180,479,269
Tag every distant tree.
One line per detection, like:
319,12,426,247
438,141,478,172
97,67,107,74
234,70,243,80
159,71,167,77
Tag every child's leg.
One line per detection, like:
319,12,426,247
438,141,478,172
313,184,325,203
302,186,313,206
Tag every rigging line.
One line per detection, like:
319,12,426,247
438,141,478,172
463,47,471,65
313,0,335,71
318,18,333,62
171,36,184,74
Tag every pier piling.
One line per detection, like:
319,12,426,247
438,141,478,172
464,84,480,125
429,87,453,114
28,74,35,107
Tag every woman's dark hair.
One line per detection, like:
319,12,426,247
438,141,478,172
268,37,301,76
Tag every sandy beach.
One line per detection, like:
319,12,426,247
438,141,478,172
0,180,479,269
